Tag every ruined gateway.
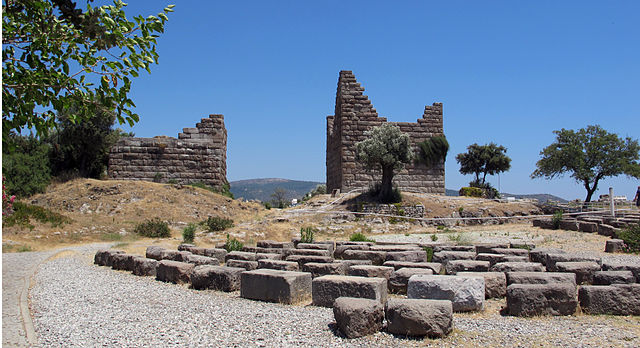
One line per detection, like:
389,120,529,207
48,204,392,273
326,71,445,194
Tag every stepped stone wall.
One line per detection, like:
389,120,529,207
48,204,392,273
326,71,445,194
108,114,228,190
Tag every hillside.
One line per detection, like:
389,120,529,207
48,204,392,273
446,188,567,203
230,178,323,202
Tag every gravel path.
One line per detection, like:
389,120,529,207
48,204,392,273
29,245,640,347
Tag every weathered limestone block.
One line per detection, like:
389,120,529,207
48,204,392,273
601,261,640,281
284,249,332,257
475,243,510,254
506,272,576,287
605,239,625,253
225,251,258,262
348,265,394,280
433,245,475,252
258,259,299,271
545,253,601,272
94,249,124,267
598,224,619,237
457,272,507,299
341,250,387,265
285,255,333,267
190,265,244,291
593,270,636,285
559,219,579,231
385,250,427,263
476,253,508,266
257,240,294,249
339,260,373,267
184,254,219,266
444,260,490,275
297,243,334,255
503,256,529,263
370,244,421,252
383,261,442,274
385,299,453,338
156,260,195,284
529,248,566,264
302,262,347,278
335,244,370,259
226,259,258,271
312,275,387,307
432,251,475,264
132,257,158,276
201,248,228,261
333,297,384,338
240,269,312,304
505,283,577,316
145,246,165,261
111,254,138,272
579,221,598,233
554,261,600,284
490,248,529,257
256,253,282,261
578,284,640,315
407,275,484,312
388,268,434,294
490,262,545,273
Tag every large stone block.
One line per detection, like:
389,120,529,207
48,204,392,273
312,275,387,307
156,260,195,284
256,253,282,261
111,254,138,271
225,251,258,262
190,265,244,291
258,259,299,271
457,272,507,299
506,272,576,287
605,239,625,253
444,260,490,275
475,242,510,254
545,253,600,272
505,283,577,316
94,249,124,266
475,253,508,266
432,251,475,264
554,261,600,284
407,275,484,312
297,243,334,255
184,254,220,266
145,246,165,261
285,248,332,257
578,284,640,315
226,259,258,271
132,257,158,276
601,261,640,281
433,245,475,252
529,248,566,264
383,261,442,274
257,240,294,249
385,250,427,263
240,269,312,304
593,270,636,285
302,262,347,278
490,248,529,257
285,255,333,267
341,250,387,265
348,265,394,280
201,248,228,261
370,244,421,252
333,297,384,338
385,299,453,337
388,268,434,294
334,244,370,259
490,262,545,273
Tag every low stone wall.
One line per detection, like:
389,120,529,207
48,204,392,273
359,204,425,219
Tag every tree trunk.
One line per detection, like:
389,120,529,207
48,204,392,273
584,180,598,203
379,166,395,203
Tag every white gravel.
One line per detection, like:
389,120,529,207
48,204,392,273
30,246,640,347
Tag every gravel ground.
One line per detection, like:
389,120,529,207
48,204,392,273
30,245,640,348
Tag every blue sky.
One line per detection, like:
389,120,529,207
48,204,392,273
118,1,640,201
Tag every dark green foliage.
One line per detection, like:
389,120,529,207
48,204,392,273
552,210,563,229
271,187,289,208
3,201,72,230
302,184,327,202
182,223,196,244
134,218,171,238
263,202,272,209
300,226,316,243
224,233,244,252
456,143,511,188
430,234,438,242
459,187,484,198
532,125,640,202
167,179,178,185
423,246,434,263
417,136,449,166
2,135,51,197
202,216,234,232
190,182,234,199
367,182,402,204
617,224,640,253
349,232,376,243
153,173,163,183
469,180,500,199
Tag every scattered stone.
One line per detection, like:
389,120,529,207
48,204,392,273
156,260,194,284
333,297,384,338
225,259,258,271
505,283,577,316
388,268,434,294
529,248,566,264
312,275,387,307
554,261,600,284
190,265,244,291
385,299,453,337
341,250,387,265
490,262,545,272
506,272,576,287
593,270,636,285
131,257,158,277
240,269,312,304
579,284,640,315
444,260,490,274
348,265,394,280
605,239,625,253
225,251,258,262
432,251,476,263
457,272,507,299
545,253,600,272
257,259,299,271
302,262,347,278
407,275,484,312
601,261,640,281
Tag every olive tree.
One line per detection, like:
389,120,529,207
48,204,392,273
355,124,413,202
456,143,511,187
532,125,640,202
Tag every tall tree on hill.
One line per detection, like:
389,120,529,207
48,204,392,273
2,0,174,147
531,125,640,202
456,143,512,187
355,124,413,203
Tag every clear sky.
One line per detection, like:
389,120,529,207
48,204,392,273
118,1,640,201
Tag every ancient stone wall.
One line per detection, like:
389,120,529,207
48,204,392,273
326,71,445,194
108,114,228,190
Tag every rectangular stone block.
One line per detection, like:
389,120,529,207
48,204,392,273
342,250,387,265
226,259,258,271
505,283,577,316
156,260,195,284
225,251,258,262
132,257,158,276
383,261,442,274
190,265,244,291
285,255,333,267
258,259,299,271
302,262,347,278
240,269,312,304
407,275,484,312
579,284,640,315
312,275,387,307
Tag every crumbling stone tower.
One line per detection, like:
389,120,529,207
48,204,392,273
326,71,445,194
108,114,228,190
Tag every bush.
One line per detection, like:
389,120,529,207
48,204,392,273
618,224,640,253
224,233,244,252
552,210,563,229
182,223,197,244
263,202,272,210
458,187,484,198
349,232,376,243
423,246,434,262
3,201,72,230
134,218,171,238
202,216,234,232
300,226,315,243
2,135,51,198
430,234,438,242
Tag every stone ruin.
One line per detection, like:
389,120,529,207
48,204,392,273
326,70,445,195
108,114,228,190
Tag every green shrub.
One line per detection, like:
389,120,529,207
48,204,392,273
423,246,434,262
153,172,163,183
3,201,72,230
167,179,178,185
182,223,197,244
202,216,234,232
263,202,272,210
2,135,51,198
349,232,376,243
447,232,472,245
458,187,483,198
134,218,171,238
430,234,438,242
300,226,315,243
224,233,244,252
618,224,640,253
552,210,563,229
417,136,449,166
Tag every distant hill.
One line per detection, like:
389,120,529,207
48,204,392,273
230,178,323,202
446,188,567,203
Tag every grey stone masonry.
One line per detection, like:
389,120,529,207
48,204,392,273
326,71,445,194
108,114,228,191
